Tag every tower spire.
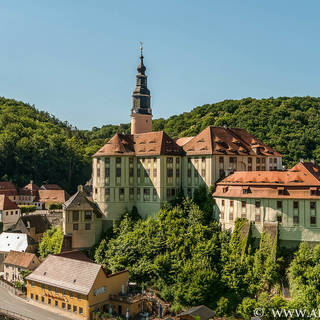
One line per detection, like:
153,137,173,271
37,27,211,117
130,42,152,134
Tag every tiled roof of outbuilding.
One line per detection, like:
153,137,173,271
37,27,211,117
3,250,39,269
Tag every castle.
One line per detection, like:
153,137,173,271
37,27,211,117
92,49,282,229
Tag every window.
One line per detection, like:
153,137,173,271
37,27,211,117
95,188,97,194
73,224,78,231
48,298,51,304
77,294,80,300
31,281,34,287
62,302,66,309
129,188,134,195
167,157,173,163
262,158,265,164
41,297,44,303
220,212,224,219
255,201,261,208
105,188,110,196
248,157,252,164
55,287,58,294
153,188,157,196
55,300,58,307
256,158,260,164
116,168,121,177
311,216,317,225
73,306,77,313
116,157,121,164
85,211,92,220
41,283,45,290
106,168,110,177
274,158,278,164
222,200,225,206
144,188,150,195
229,157,236,163
62,290,66,296
255,215,261,222
293,215,299,224
105,157,110,164
70,292,73,298
31,293,34,299
85,223,91,230
187,169,192,178
230,200,234,207
129,168,134,177
229,212,233,220
223,187,228,193
167,168,173,177
277,201,282,209
194,170,199,178
293,201,299,209
201,169,206,177
241,201,246,208
277,215,282,223
79,307,83,315
256,166,260,171
68,304,71,311
310,201,316,209
202,157,206,163
72,211,79,221
97,168,100,177
129,157,134,164
166,189,171,198
176,168,180,178
137,168,141,177
243,188,248,194
176,158,180,164
219,157,224,163
153,169,157,177
248,166,252,171
119,188,124,196
171,188,176,197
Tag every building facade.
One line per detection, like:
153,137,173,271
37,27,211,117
213,161,320,246
0,195,21,231
26,254,140,320
62,187,103,249
92,52,282,225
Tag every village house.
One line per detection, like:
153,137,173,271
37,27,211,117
62,186,103,249
0,232,37,271
38,189,70,210
0,194,21,231
26,254,142,319
213,161,320,247
92,51,282,228
3,250,40,283
10,214,52,243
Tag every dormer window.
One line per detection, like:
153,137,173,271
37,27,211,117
223,187,228,193
310,187,318,196
242,186,250,194
278,187,285,195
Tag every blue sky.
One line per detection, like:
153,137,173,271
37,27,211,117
0,1,319,129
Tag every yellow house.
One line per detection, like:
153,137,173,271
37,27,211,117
26,254,139,319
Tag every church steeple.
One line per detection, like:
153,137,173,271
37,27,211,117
131,42,152,134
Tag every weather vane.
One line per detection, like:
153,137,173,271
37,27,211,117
139,41,143,56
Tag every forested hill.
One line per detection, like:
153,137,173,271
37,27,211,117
1,96,320,192
0,97,90,193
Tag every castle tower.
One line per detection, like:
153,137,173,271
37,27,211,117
131,43,152,134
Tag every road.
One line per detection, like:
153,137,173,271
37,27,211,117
0,285,70,320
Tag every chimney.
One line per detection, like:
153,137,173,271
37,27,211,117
300,158,304,163
77,185,84,192
27,221,31,229
311,159,315,164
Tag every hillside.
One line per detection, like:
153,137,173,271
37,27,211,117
1,96,320,192
0,97,90,193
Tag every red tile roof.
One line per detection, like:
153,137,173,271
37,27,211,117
38,190,70,203
40,184,62,190
3,250,39,269
94,127,280,158
0,195,19,210
213,162,320,199
0,182,17,196
94,131,183,156
182,126,281,156
20,181,40,196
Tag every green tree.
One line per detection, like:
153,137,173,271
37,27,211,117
39,226,64,258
